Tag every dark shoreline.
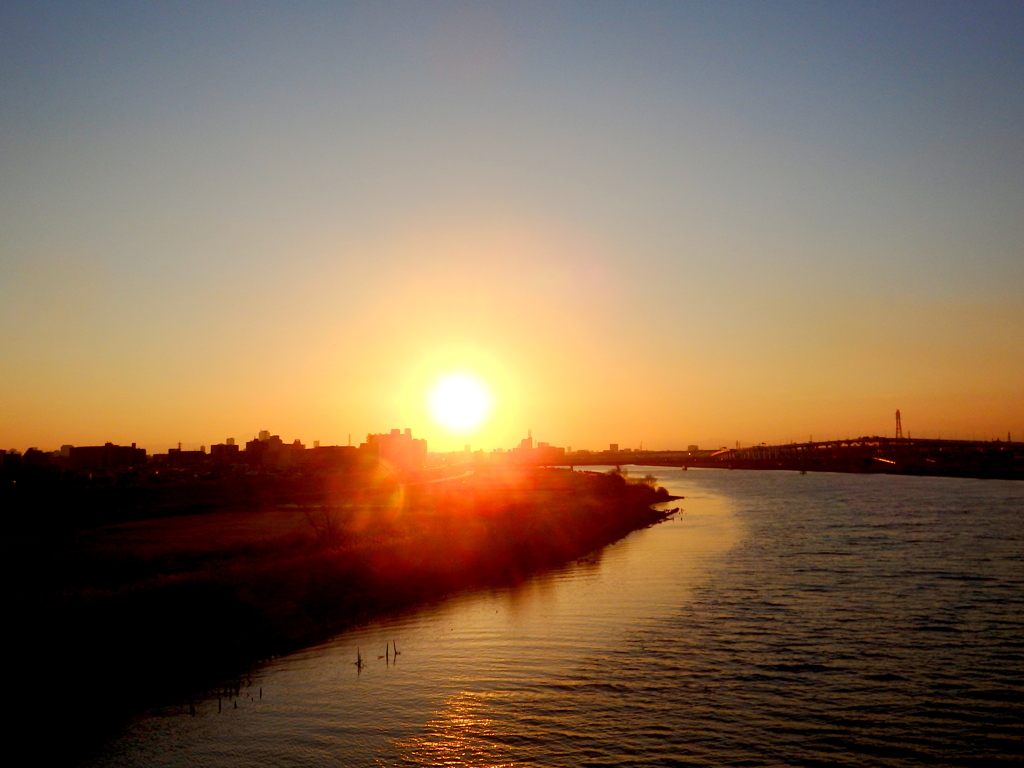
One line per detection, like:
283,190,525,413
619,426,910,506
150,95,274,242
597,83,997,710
9,467,675,764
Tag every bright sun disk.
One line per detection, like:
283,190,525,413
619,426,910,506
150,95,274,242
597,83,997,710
428,373,494,433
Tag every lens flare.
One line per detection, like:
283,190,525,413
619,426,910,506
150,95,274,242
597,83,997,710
428,373,494,433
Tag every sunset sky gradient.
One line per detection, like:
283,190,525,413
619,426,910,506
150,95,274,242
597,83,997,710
2,1,1022,452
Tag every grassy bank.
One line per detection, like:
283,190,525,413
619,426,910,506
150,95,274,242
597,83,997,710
9,467,673,761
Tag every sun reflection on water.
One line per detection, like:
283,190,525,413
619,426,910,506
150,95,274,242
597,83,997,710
394,690,516,768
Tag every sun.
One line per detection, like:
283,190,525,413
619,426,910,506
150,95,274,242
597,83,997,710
427,372,494,433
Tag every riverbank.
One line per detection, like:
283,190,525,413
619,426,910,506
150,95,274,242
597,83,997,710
9,466,674,763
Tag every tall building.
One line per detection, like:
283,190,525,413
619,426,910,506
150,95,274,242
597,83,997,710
511,431,565,465
210,439,240,463
364,428,426,472
244,431,306,467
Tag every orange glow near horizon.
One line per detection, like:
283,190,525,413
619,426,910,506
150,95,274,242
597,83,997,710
2,7,1023,455
395,342,523,453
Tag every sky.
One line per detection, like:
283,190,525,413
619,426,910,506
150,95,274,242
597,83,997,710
2,1,1022,453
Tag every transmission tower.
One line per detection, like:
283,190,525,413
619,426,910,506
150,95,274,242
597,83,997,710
895,409,903,439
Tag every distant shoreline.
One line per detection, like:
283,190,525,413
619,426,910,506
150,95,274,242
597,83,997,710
565,437,1023,481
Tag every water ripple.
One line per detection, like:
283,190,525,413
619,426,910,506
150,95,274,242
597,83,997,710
89,470,1024,767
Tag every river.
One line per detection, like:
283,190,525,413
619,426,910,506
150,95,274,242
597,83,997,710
87,468,1024,767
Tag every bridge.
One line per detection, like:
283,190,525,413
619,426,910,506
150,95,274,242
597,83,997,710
566,437,1024,480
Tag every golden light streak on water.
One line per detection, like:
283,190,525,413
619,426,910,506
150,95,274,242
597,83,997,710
394,691,517,768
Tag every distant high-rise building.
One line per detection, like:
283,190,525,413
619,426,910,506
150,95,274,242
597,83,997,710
211,441,240,463
511,431,564,465
364,428,426,472
245,432,289,466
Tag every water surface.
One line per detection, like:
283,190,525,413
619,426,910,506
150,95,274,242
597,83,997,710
90,469,1024,766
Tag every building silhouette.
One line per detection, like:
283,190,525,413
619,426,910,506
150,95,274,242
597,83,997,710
66,442,147,472
363,428,426,472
